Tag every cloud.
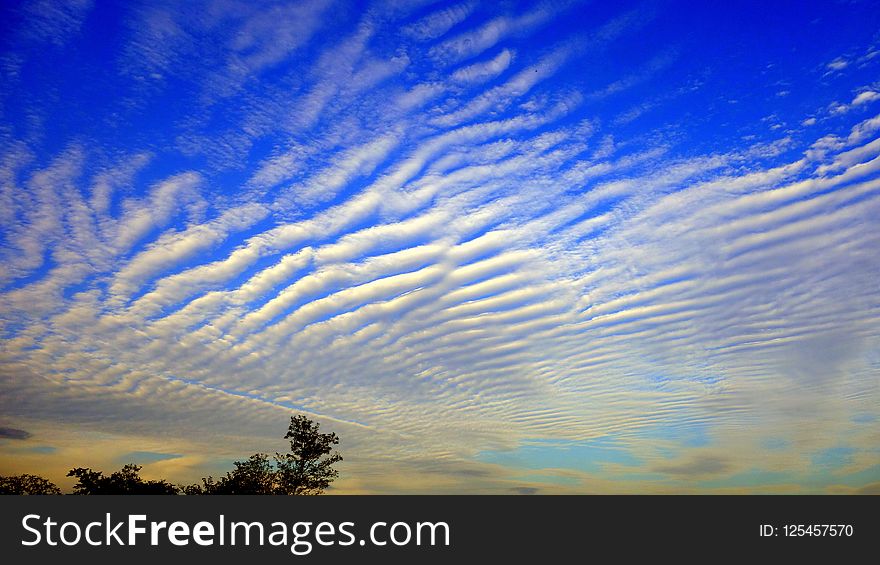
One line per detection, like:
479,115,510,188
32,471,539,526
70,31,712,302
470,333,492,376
826,57,848,71
587,49,678,100
828,90,880,114
401,1,476,41
653,455,733,477
856,481,880,494
210,0,333,97
451,49,514,84
17,0,94,47
510,486,540,495
431,44,574,127
428,1,575,65
0,427,32,440
852,90,880,105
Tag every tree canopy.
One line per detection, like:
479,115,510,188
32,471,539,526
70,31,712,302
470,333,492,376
187,414,343,495
0,473,61,495
67,464,179,494
186,453,277,495
275,414,343,495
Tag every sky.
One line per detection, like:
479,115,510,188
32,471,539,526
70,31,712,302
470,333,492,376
0,0,879,494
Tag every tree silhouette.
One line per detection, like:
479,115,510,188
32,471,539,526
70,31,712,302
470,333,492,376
1,414,342,495
0,474,61,494
275,414,342,495
187,414,342,495
68,464,179,494
186,453,277,495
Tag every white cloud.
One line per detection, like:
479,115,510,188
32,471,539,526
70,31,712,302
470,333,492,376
826,57,849,71
428,1,573,66
451,49,514,84
827,90,880,115
401,1,476,41
852,90,880,106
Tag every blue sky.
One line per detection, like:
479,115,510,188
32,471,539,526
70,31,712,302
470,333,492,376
1,0,879,494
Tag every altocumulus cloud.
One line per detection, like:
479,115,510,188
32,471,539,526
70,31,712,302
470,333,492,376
0,0,879,493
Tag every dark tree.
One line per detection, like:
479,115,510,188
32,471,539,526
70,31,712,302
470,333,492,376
0,474,61,495
2,415,343,495
185,414,342,495
274,414,342,495
68,464,179,494
188,454,277,495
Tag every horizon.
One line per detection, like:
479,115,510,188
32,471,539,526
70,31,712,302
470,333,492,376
1,0,879,494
